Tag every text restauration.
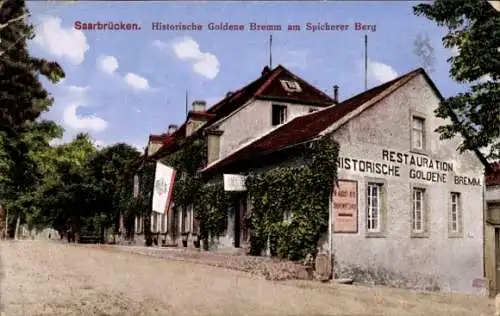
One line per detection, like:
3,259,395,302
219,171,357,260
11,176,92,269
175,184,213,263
336,149,481,186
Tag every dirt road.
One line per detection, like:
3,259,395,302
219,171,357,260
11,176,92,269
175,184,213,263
0,241,494,315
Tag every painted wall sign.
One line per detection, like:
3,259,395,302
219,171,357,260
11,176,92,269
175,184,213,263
224,174,247,191
332,180,358,233
337,149,481,186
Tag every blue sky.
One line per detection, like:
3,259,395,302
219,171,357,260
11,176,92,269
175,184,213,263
27,1,462,151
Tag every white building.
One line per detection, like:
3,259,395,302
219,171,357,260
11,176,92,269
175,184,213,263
133,65,335,249
203,68,486,294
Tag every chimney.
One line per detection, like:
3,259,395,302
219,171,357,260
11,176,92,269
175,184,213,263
261,66,271,76
186,105,214,137
167,124,178,135
192,100,206,112
333,85,339,103
206,129,224,164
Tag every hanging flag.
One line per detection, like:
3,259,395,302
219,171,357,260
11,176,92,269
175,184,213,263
151,162,176,214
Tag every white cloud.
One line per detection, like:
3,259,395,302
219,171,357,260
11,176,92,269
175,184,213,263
97,55,119,74
61,85,108,133
91,139,106,149
34,16,89,65
132,143,145,152
124,73,150,90
367,60,398,84
478,75,492,83
152,39,168,50
170,37,220,80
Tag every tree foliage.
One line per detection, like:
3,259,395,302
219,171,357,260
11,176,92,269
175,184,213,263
414,0,500,168
0,0,142,242
0,0,64,135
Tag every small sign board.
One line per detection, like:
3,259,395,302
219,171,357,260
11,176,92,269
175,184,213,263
223,174,247,191
332,180,358,233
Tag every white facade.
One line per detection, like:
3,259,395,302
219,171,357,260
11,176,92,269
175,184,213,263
137,100,322,249
216,98,319,159
326,74,485,293
211,99,319,250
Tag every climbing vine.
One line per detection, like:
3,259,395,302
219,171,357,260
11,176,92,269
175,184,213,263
160,138,207,208
193,182,239,249
246,136,339,261
139,136,234,248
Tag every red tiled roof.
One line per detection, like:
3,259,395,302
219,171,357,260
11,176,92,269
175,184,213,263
202,68,427,174
149,123,187,159
188,111,216,121
255,66,334,106
149,134,170,142
486,162,500,186
149,65,334,161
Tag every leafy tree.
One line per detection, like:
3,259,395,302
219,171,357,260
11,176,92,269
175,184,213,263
0,0,65,236
86,143,140,241
0,0,65,135
36,133,97,241
414,0,500,170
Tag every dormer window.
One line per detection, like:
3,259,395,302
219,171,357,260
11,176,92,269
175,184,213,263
272,104,287,126
280,80,302,92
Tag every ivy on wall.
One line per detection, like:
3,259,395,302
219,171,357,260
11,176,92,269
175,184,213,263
138,137,231,247
245,136,339,261
193,182,240,249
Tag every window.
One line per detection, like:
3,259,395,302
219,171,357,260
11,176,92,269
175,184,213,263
366,183,382,232
163,214,168,233
160,214,165,233
412,116,425,150
280,80,302,92
272,104,287,126
181,208,188,233
412,188,426,234
449,192,463,236
156,214,162,233
135,216,141,233
152,213,158,233
309,108,318,113
182,205,192,233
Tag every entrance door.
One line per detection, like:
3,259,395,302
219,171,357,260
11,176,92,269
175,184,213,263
169,208,177,244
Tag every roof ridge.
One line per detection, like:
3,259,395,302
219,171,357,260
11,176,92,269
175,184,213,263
254,66,285,96
201,67,427,174
268,65,334,102
207,66,280,114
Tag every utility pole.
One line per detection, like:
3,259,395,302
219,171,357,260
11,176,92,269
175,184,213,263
364,35,368,91
269,34,273,69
